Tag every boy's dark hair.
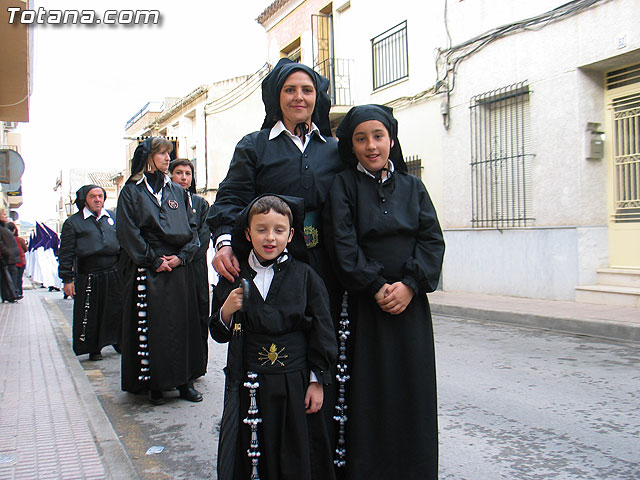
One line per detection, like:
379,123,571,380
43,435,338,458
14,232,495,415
247,195,293,227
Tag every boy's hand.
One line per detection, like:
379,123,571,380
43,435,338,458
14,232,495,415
221,286,244,326
377,281,414,315
305,382,324,414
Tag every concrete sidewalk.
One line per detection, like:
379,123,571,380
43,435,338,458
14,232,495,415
0,288,137,480
429,290,640,343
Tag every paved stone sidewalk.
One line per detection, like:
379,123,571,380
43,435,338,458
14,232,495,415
0,290,135,480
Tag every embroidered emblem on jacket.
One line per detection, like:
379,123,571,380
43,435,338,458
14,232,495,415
168,200,178,209
304,225,319,248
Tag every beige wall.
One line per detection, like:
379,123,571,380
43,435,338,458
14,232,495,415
0,0,30,122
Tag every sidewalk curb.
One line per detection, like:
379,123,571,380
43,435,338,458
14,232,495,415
431,303,640,344
43,298,140,480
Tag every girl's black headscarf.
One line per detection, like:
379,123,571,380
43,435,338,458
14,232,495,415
260,58,333,138
335,104,407,172
75,184,106,211
230,193,308,264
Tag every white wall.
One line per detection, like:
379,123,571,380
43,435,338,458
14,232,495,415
205,85,265,198
331,0,639,299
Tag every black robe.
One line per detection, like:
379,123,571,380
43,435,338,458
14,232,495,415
211,256,337,480
58,210,122,355
191,193,211,369
116,178,205,393
325,169,445,480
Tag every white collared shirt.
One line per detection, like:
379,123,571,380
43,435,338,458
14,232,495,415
136,173,171,205
247,249,290,300
269,120,326,153
357,159,395,183
83,206,112,221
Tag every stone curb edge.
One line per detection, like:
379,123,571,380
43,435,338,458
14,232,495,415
431,303,640,344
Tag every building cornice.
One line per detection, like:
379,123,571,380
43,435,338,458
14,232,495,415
145,85,208,130
256,0,293,25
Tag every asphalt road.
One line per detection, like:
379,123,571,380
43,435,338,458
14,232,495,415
46,290,640,480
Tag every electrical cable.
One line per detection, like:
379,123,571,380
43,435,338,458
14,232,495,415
205,63,271,114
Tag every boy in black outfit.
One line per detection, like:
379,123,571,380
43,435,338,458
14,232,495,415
210,194,337,480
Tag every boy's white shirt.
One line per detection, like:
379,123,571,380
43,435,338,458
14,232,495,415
220,248,318,383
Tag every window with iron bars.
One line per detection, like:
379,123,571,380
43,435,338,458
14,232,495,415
371,21,408,91
405,155,422,178
470,82,534,228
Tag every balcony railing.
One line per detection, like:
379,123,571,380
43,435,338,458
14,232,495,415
314,58,354,107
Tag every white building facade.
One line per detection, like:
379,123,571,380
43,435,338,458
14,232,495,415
259,0,639,305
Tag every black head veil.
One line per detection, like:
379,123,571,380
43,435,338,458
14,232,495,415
75,184,106,211
335,104,407,172
130,138,154,176
260,58,333,138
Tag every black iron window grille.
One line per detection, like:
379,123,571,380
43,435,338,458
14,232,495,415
315,57,354,107
371,21,408,91
404,155,423,178
470,81,534,228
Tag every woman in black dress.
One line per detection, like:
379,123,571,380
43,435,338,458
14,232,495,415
117,137,206,405
207,57,345,469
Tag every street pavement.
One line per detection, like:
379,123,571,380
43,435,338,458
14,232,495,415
435,313,640,479
0,285,638,479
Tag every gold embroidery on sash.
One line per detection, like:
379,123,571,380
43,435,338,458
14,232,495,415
258,343,288,366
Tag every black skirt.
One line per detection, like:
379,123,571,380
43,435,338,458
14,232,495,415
72,270,122,355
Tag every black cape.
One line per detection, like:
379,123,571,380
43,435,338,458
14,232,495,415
58,209,122,355
325,168,445,480
116,177,205,393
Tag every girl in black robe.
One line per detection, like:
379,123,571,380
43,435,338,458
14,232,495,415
325,105,445,479
210,194,337,480
58,185,122,358
117,137,206,405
